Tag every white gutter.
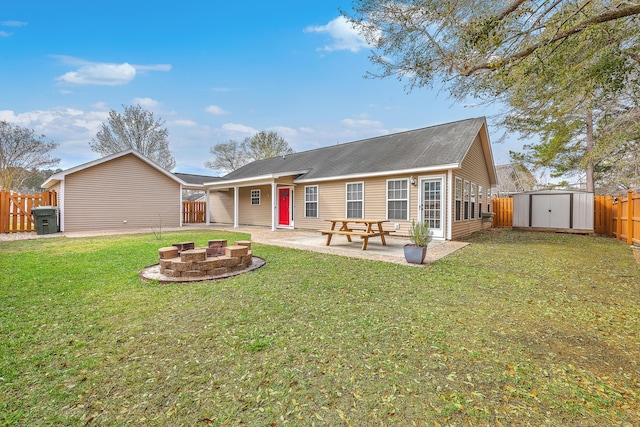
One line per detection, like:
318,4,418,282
293,164,461,184
204,170,309,189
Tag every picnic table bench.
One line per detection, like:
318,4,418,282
319,219,393,250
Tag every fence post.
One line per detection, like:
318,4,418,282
617,195,622,241
627,190,634,245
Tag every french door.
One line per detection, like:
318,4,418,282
420,176,445,239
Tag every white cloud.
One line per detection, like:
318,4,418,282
341,118,384,128
92,102,109,110
171,119,197,127
133,63,172,73
0,31,10,37
1,21,28,27
267,126,298,138
304,16,371,53
221,123,257,135
133,97,160,109
52,56,171,86
205,105,229,116
57,62,137,86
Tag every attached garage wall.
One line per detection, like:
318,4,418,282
62,154,181,231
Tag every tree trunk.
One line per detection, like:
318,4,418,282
585,110,595,192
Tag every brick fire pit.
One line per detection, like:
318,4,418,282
140,239,265,283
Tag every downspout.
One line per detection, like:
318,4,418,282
233,186,239,228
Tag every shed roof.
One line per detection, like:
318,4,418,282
218,117,494,184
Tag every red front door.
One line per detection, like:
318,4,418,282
279,188,290,226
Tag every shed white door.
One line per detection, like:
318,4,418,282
420,177,445,239
531,194,571,228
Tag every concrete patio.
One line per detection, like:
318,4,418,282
208,225,470,266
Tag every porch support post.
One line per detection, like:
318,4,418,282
59,181,65,232
179,185,184,227
233,186,239,228
205,188,211,225
271,182,277,231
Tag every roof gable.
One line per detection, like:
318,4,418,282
222,117,491,183
42,149,191,189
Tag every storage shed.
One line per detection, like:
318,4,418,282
512,190,594,233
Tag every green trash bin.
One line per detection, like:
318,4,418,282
31,206,59,235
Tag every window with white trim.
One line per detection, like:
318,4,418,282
250,189,260,205
304,186,318,218
471,183,477,219
455,177,463,221
346,182,364,219
478,185,483,216
387,179,408,220
463,180,470,220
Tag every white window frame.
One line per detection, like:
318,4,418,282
304,185,318,218
386,179,409,221
478,185,483,216
250,189,260,206
345,182,364,219
455,177,463,222
471,183,477,219
463,180,470,220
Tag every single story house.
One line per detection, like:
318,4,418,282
42,149,213,232
204,117,497,240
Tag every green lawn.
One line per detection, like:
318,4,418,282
1,229,638,426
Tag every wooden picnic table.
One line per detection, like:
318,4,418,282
320,219,393,250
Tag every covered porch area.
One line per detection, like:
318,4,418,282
204,172,304,231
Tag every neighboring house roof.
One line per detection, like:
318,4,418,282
174,173,222,186
42,149,195,189
495,163,538,194
183,192,206,202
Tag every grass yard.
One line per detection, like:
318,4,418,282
1,229,639,426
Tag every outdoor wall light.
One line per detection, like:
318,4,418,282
410,176,417,186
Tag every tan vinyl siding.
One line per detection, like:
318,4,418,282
293,173,438,235
62,154,180,231
451,135,493,240
238,185,272,227
209,190,234,224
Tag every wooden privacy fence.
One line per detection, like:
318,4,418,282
182,201,206,224
595,190,639,245
0,190,58,233
492,198,513,228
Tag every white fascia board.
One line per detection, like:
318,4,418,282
293,164,461,184
204,170,308,189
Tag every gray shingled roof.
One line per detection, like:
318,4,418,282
222,117,486,182
174,172,222,185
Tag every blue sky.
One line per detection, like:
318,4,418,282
1,0,523,176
